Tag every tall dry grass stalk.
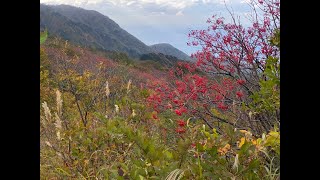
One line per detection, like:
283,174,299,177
115,105,119,114
233,154,239,170
55,90,63,140
132,109,136,117
45,141,53,148
55,113,62,140
105,81,110,98
40,115,47,127
42,101,52,122
165,169,184,180
126,79,132,93
56,89,63,117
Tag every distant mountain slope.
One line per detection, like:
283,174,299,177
140,52,179,66
40,4,153,58
150,43,191,61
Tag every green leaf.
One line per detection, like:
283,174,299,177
164,151,173,159
40,31,48,44
196,143,204,152
208,147,218,159
248,159,260,170
239,141,252,156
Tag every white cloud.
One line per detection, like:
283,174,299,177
40,0,105,6
40,0,244,12
240,0,250,3
176,10,184,16
126,1,136,6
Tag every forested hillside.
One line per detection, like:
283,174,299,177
150,43,191,61
41,4,153,58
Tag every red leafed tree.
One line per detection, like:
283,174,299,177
148,0,280,135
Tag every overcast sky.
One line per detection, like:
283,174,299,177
40,0,254,55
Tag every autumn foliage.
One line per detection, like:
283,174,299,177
40,0,280,179
148,0,280,135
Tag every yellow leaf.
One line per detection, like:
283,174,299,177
251,139,257,145
211,108,220,116
256,138,262,145
218,143,231,155
268,131,280,138
239,130,248,134
146,162,151,166
238,137,245,148
224,144,230,150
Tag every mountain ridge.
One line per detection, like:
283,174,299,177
40,4,190,61
150,43,191,61
40,4,153,58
